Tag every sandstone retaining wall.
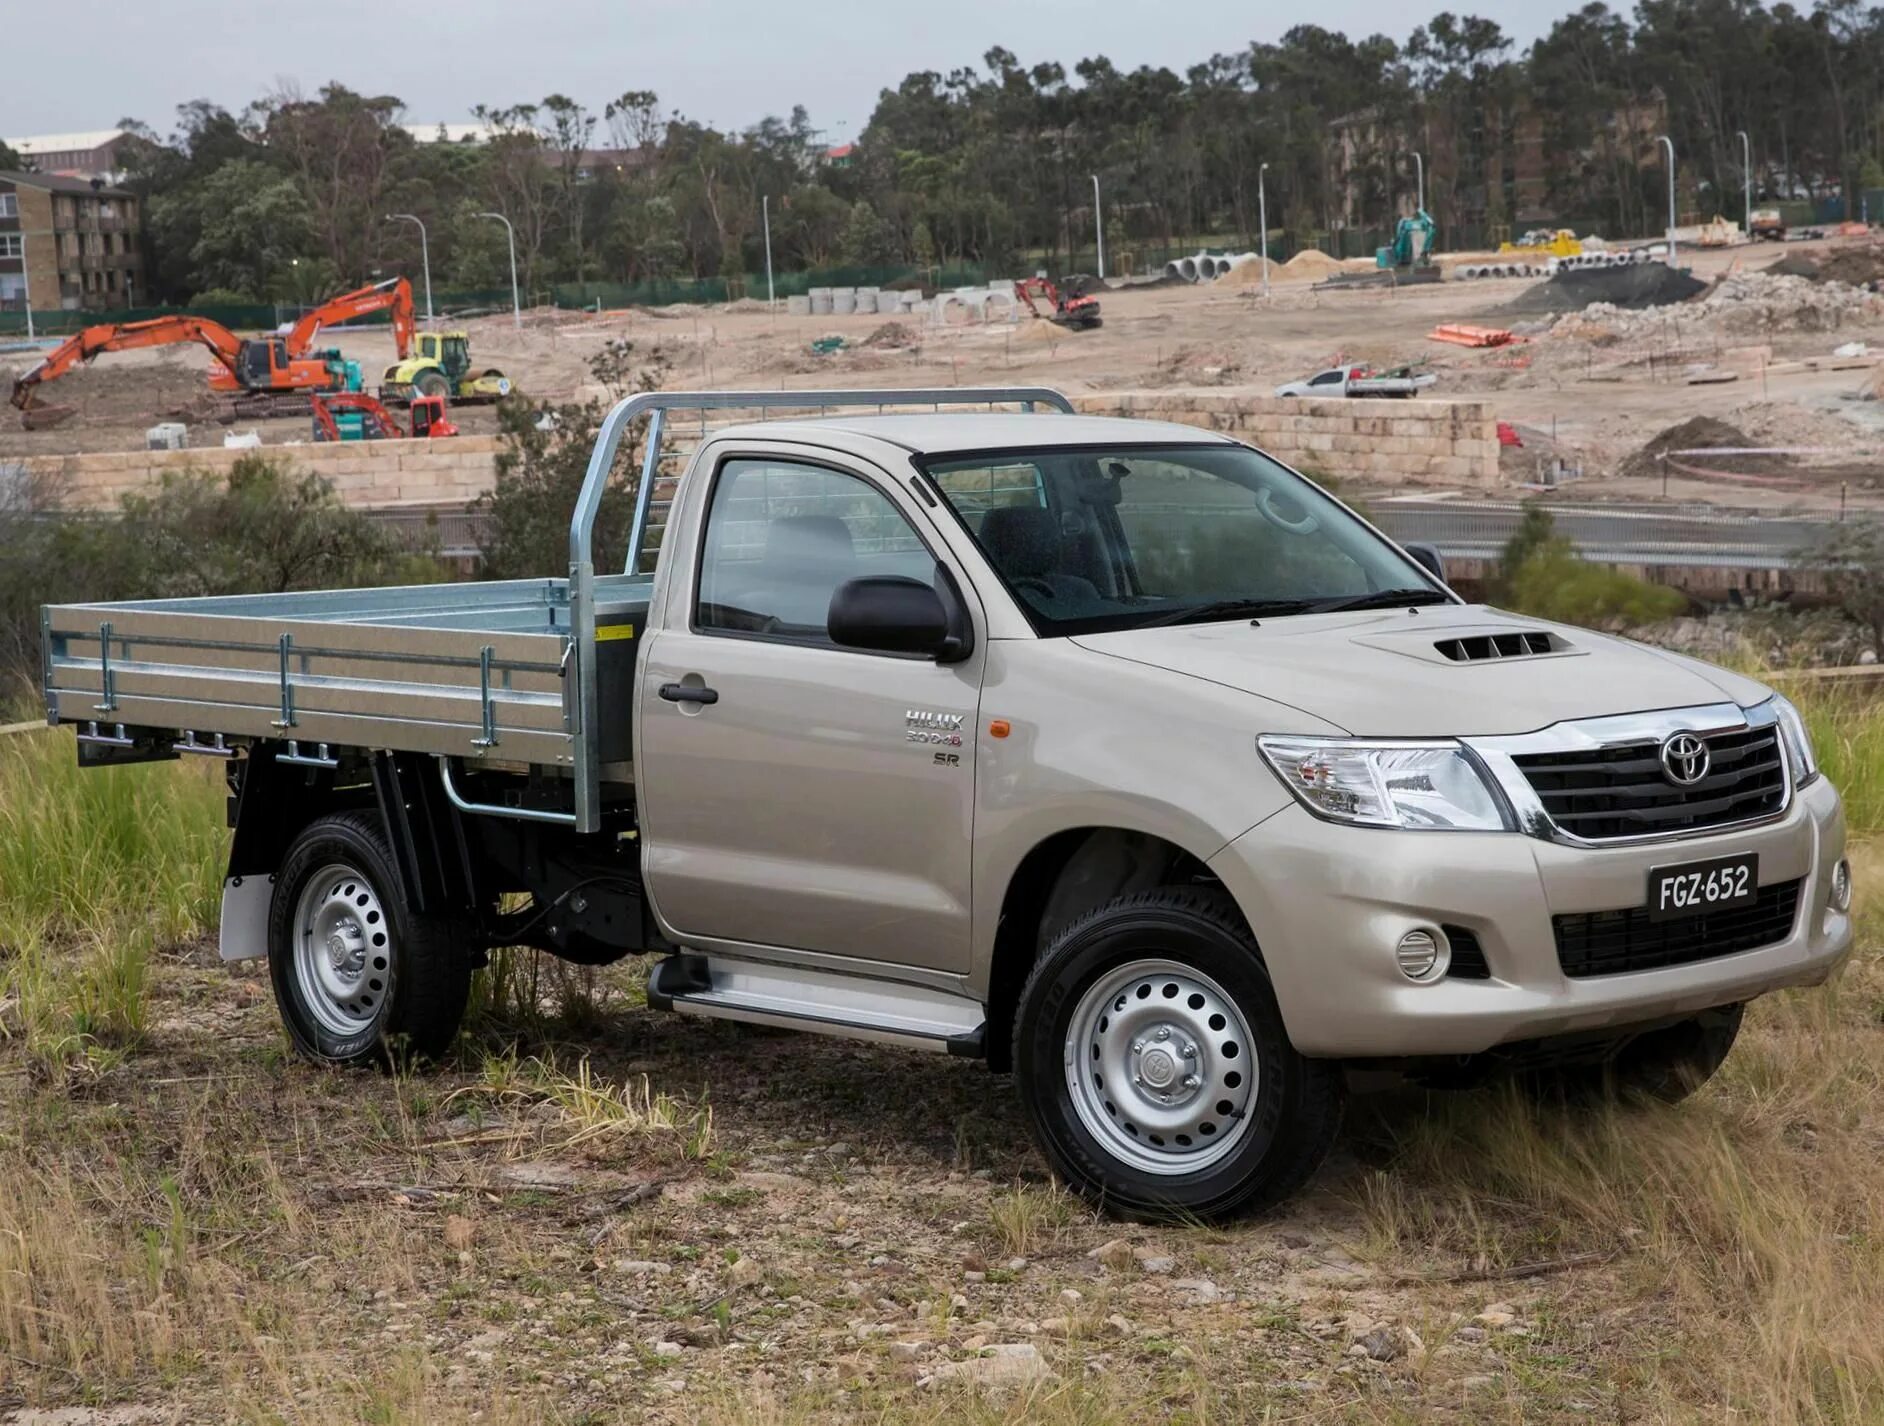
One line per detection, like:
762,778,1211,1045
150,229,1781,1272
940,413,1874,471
23,436,503,512
22,389,1498,511
1071,390,1500,487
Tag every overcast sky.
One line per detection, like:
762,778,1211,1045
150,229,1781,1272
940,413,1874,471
5,1,1576,144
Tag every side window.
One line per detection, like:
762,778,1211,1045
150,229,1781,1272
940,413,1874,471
696,458,934,643
1308,369,1345,387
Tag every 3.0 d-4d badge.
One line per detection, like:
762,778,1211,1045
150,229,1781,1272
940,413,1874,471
906,709,965,746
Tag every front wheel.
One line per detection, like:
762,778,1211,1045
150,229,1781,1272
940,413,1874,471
1013,887,1344,1222
268,812,471,1067
414,369,451,400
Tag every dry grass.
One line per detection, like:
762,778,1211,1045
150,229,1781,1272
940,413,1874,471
0,688,1881,1420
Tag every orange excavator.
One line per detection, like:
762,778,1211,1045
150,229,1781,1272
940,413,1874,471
309,390,456,442
207,277,416,398
1015,276,1103,330
9,314,348,429
8,277,419,428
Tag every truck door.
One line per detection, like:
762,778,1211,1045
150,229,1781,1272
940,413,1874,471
634,453,984,975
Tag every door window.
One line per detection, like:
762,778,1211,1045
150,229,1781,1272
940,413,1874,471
696,458,935,643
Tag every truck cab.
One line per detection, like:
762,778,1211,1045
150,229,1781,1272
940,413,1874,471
40,387,1852,1222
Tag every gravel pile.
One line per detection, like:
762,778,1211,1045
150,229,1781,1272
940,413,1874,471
1546,270,1884,343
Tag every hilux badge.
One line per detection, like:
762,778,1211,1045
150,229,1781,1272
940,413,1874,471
906,709,964,747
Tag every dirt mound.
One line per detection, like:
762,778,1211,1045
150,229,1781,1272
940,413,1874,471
1769,246,1884,288
1283,249,1345,281
1505,261,1707,315
1218,257,1273,287
1621,416,1780,479
862,321,918,350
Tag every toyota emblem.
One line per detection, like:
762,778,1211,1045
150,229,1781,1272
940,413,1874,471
1660,732,1710,786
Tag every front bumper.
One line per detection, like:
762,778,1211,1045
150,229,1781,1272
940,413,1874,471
1209,776,1851,1058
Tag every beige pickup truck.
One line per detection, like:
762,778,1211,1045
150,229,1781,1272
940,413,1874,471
42,386,1852,1221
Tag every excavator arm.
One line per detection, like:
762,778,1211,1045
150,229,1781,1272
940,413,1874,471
286,278,415,361
9,315,247,411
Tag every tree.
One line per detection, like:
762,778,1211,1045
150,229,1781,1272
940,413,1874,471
1495,507,1685,628
1810,519,1884,660
147,159,313,300
840,199,896,265
0,140,24,171
258,84,407,282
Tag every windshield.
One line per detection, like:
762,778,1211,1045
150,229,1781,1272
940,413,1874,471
920,443,1447,635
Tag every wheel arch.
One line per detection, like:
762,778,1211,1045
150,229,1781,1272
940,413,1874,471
980,825,1232,1071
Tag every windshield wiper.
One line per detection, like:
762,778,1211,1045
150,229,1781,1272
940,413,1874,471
1305,588,1453,613
1135,598,1318,629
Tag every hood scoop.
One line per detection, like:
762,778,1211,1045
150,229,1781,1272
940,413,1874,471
1433,630,1567,662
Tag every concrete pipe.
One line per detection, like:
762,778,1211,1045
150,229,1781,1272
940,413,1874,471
1178,256,1200,282
810,292,834,315
785,295,812,316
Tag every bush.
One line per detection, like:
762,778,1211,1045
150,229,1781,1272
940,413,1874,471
477,340,668,579
1494,505,1685,628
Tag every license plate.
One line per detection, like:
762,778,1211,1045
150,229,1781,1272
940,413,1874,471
1648,853,1758,922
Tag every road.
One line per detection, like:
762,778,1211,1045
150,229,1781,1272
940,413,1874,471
1371,497,1841,569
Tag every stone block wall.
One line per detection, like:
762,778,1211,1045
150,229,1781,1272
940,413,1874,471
23,436,503,512
1071,390,1500,487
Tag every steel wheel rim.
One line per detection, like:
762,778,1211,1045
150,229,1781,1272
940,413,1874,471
291,862,392,1037
1063,957,1258,1176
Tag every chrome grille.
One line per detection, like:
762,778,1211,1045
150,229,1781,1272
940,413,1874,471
1510,723,1785,842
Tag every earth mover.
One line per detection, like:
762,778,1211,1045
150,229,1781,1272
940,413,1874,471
40,386,1851,1222
382,330,513,404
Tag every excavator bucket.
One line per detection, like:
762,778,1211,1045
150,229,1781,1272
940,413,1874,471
19,398,77,431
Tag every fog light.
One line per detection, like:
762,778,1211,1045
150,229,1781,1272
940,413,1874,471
1395,928,1450,983
1831,858,1853,914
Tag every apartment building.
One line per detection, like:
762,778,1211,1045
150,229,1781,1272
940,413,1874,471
0,171,144,312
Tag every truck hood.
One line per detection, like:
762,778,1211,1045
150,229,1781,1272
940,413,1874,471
1071,604,1770,737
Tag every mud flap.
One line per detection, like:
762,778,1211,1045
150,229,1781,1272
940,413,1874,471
219,874,274,961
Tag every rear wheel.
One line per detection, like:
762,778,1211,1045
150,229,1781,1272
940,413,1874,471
414,368,451,400
1013,887,1343,1222
268,812,470,1067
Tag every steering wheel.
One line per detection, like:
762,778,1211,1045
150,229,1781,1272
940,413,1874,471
1012,576,1059,600
1256,486,1320,535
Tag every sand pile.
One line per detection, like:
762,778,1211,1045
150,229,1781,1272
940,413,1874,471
1220,250,1348,286
862,321,918,350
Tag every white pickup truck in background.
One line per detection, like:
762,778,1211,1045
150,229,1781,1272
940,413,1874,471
1274,365,1438,398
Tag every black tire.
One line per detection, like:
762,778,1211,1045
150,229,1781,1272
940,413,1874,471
1527,1003,1744,1105
414,368,451,399
1012,886,1344,1222
268,811,471,1067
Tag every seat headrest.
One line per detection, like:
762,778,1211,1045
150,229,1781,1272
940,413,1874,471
979,506,1060,579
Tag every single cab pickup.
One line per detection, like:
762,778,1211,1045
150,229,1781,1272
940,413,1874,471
41,386,1852,1221
1273,365,1437,399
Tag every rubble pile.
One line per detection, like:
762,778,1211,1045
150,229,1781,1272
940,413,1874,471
1546,270,1884,344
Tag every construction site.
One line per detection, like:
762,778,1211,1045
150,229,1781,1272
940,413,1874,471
5,229,1880,566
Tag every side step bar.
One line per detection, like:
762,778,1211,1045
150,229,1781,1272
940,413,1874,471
647,954,986,1058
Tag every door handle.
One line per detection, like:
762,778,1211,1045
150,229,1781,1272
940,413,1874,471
659,682,719,706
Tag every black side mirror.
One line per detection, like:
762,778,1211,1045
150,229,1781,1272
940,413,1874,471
1404,542,1448,585
829,576,959,658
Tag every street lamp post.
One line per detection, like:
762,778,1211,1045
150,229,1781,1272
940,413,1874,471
1657,135,1677,269
1091,174,1105,280
1258,162,1270,300
476,211,521,328
1735,129,1752,238
762,195,775,309
386,213,433,324
17,230,34,342
1411,151,1425,214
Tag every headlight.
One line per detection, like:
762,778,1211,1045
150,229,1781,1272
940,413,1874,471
1257,736,1512,831
1769,694,1819,787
